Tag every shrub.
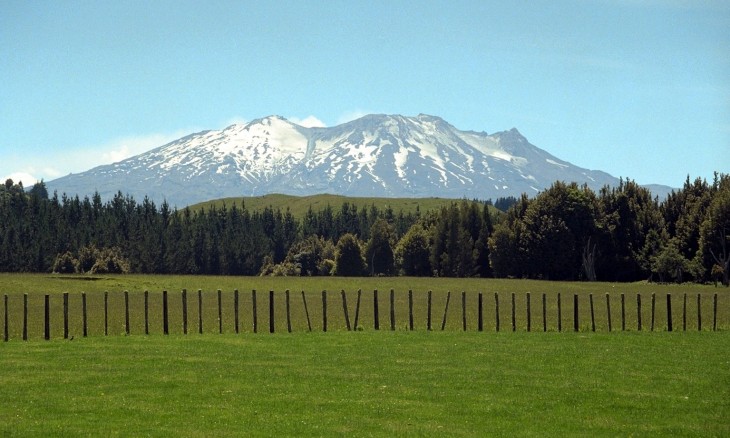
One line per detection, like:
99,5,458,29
270,262,301,277
77,245,100,274
90,247,130,274
317,259,335,276
52,252,78,274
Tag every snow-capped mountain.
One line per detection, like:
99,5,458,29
46,114,658,207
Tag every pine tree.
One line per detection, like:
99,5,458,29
698,175,730,285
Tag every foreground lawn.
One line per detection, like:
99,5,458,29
1,332,728,436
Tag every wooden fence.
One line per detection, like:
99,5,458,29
1,290,725,341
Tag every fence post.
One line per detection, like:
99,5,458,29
526,292,531,332
478,292,483,332
428,290,433,331
650,293,655,332
353,289,361,331
409,290,414,331
45,294,50,340
589,293,595,332
125,291,130,335
606,293,612,332
301,291,312,332
218,289,223,335
373,289,380,330
542,293,547,332
269,290,275,334
390,289,396,331
82,292,87,338
182,289,188,335
146,291,153,334
198,289,203,334
163,290,169,335
573,294,579,332
557,293,562,332
713,293,718,332
144,291,149,335
23,293,28,341
494,292,500,332
285,290,291,333
104,291,108,336
63,292,69,339
441,291,451,331
621,293,626,332
252,290,258,334
697,294,702,331
637,294,642,331
511,292,516,332
235,289,240,334
683,293,687,331
3,294,7,342
462,291,467,332
667,294,673,332
341,290,351,331
322,290,327,332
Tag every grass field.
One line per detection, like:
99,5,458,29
1,331,728,436
1,274,728,339
1,275,729,435
2,273,724,300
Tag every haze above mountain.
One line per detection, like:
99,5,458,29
46,114,671,207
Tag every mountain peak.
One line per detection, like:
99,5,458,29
45,113,646,207
496,127,527,142
251,115,290,125
416,113,444,122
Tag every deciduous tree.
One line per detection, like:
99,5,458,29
335,233,366,276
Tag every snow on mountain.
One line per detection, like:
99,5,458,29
46,114,663,207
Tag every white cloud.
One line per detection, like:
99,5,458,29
288,115,327,128
221,116,248,128
2,172,40,187
95,131,190,164
336,109,373,125
1,129,195,184
1,162,66,186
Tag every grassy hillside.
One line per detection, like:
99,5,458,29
186,193,494,217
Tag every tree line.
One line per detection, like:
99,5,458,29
488,175,729,285
0,174,727,284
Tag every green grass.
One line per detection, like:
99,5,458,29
1,331,728,436
1,274,728,339
1,273,724,298
186,193,494,217
2,275,728,435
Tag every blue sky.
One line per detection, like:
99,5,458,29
1,0,728,190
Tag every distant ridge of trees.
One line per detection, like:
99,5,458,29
0,174,727,285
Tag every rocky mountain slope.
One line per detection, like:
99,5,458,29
46,114,666,207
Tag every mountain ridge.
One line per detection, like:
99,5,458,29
46,113,672,207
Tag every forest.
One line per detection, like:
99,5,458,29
0,173,727,285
